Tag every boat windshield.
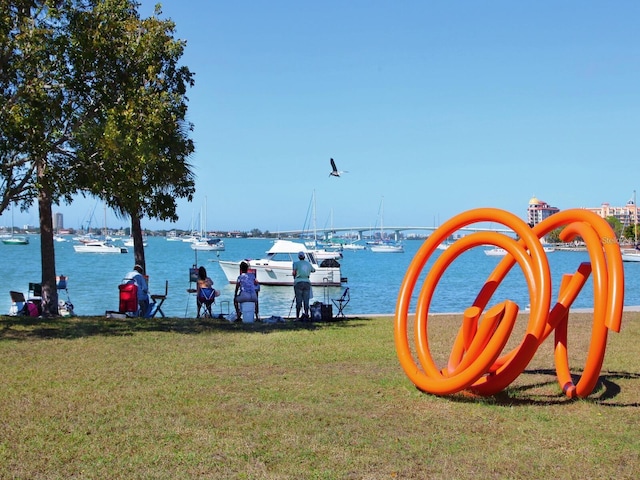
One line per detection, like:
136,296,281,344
265,251,318,265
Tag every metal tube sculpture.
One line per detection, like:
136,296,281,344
394,208,624,398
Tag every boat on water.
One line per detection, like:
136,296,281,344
369,242,404,253
304,240,343,260
1,206,29,245
621,247,640,262
191,237,225,251
369,197,404,253
342,241,366,251
124,237,148,247
166,230,181,241
484,246,556,256
216,239,345,286
484,247,508,256
73,240,128,254
1,234,29,245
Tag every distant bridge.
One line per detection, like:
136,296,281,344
274,225,514,241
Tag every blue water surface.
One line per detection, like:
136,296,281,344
2,236,639,318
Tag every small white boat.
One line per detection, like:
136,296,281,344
484,246,556,256
342,242,366,250
166,231,181,241
436,242,452,251
217,239,344,286
370,242,404,253
191,238,225,251
124,238,148,247
484,247,508,256
181,235,198,243
621,248,640,262
73,241,128,254
310,248,342,261
2,208,29,245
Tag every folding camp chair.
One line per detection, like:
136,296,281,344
150,280,168,318
118,283,139,316
331,287,350,318
56,275,74,316
9,291,26,316
197,287,216,318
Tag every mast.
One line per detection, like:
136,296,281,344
635,190,637,246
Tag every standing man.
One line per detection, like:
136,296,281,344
292,251,315,320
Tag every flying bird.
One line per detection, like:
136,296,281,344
329,158,348,177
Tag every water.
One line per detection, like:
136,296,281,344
2,236,640,318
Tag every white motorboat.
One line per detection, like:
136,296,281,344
73,241,128,254
311,248,343,260
370,242,404,253
484,247,508,256
621,248,640,262
165,230,181,241
124,237,148,247
484,246,555,256
216,239,345,286
342,242,366,250
191,237,225,251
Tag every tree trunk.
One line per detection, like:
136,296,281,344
37,166,59,316
131,213,146,273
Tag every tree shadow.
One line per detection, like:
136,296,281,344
0,314,370,341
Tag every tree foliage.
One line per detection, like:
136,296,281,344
1,0,195,314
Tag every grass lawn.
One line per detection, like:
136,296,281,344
1,312,639,479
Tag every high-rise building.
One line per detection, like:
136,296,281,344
53,212,64,231
527,196,560,227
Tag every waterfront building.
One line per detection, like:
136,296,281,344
527,196,560,227
582,198,638,227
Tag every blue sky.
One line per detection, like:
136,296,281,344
3,1,640,233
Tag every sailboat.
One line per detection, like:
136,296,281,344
303,191,343,261
621,190,640,262
1,207,29,245
369,197,404,253
191,198,225,251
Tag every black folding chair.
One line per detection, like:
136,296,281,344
150,280,168,318
331,287,350,318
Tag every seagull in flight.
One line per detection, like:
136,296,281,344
329,158,347,177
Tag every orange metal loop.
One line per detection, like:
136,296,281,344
394,208,624,398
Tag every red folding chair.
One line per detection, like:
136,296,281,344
119,283,138,316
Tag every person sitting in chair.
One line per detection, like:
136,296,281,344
123,264,150,316
234,261,259,320
196,266,219,318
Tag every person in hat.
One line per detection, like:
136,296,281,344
123,264,150,316
292,251,315,320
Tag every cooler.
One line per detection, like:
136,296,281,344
240,302,255,323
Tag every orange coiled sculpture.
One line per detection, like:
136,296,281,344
394,208,624,398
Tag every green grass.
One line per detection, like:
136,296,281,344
1,313,639,479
